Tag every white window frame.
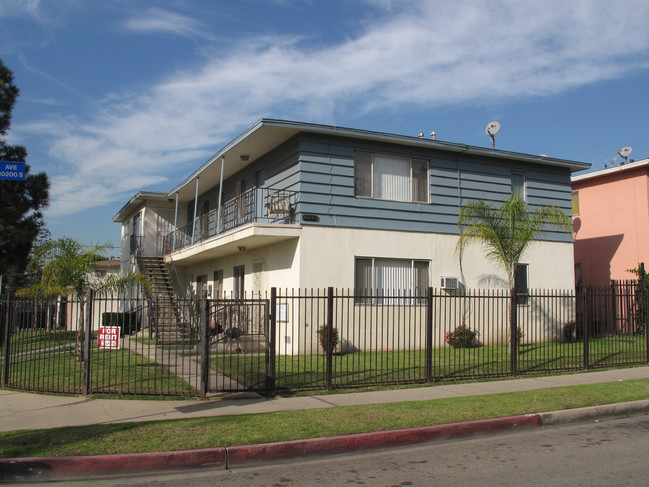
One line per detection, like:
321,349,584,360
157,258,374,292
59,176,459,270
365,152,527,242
511,171,526,201
354,151,429,203
355,257,430,304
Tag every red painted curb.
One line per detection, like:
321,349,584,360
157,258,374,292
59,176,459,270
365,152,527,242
0,415,541,479
228,414,542,465
1,448,226,479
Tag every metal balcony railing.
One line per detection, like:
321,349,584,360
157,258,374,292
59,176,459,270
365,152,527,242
163,187,298,253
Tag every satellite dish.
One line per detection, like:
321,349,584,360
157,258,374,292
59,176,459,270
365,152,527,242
605,146,633,168
617,147,632,159
485,121,501,136
485,121,500,148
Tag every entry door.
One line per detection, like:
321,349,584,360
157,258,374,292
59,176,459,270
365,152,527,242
131,212,142,254
156,208,175,255
235,179,246,222
233,265,245,300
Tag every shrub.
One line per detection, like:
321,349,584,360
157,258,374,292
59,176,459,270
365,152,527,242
445,324,478,348
317,325,339,353
563,321,579,342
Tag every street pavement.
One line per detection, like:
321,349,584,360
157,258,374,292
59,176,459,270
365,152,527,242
2,366,649,481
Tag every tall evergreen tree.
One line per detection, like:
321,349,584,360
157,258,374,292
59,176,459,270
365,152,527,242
0,59,50,291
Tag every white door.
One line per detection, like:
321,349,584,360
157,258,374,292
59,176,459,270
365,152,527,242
156,208,175,255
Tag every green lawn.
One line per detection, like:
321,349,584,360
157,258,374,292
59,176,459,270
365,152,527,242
4,330,196,396
5,330,647,396
212,335,648,391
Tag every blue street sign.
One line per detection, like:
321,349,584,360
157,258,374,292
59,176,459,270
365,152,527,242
0,161,26,180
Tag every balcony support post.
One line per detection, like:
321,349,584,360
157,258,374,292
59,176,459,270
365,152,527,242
216,157,225,236
191,177,199,245
172,191,179,252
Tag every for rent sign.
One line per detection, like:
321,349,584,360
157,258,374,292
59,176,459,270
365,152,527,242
0,161,26,180
98,326,121,350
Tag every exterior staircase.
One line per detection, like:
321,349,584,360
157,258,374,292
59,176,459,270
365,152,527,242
139,256,193,345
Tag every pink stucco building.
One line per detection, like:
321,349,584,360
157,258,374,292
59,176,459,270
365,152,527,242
572,158,649,286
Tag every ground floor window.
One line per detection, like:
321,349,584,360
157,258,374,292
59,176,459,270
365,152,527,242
355,257,429,303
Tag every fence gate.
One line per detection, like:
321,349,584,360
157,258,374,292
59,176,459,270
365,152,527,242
206,298,271,394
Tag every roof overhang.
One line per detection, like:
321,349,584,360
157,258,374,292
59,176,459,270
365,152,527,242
112,191,169,223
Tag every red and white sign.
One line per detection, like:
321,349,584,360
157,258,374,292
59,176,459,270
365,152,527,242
98,326,121,350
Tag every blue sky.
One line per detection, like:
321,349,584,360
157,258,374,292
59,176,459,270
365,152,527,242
1,0,648,255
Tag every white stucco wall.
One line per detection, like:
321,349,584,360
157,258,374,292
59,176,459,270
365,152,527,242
296,226,575,291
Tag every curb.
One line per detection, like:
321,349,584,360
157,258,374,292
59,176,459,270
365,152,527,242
0,415,540,481
540,398,649,425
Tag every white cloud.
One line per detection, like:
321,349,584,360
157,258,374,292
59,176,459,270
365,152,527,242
121,7,209,39
31,0,649,218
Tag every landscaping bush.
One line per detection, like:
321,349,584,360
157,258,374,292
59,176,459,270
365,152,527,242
445,324,478,348
101,311,141,336
317,325,339,354
563,321,579,342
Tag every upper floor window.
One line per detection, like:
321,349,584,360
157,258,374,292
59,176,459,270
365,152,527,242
511,172,525,200
354,152,429,203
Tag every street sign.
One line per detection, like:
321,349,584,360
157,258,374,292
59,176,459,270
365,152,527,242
98,326,121,350
0,161,26,180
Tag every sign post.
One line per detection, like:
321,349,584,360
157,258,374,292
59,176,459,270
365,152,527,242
0,162,26,181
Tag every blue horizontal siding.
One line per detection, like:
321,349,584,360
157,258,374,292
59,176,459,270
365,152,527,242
292,134,573,242
192,133,573,243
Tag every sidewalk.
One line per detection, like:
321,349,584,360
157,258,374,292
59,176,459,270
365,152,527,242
2,366,649,432
2,366,649,480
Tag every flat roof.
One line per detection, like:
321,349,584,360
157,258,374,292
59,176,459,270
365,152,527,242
572,158,649,184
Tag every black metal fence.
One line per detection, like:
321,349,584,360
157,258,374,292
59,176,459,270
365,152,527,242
1,282,647,397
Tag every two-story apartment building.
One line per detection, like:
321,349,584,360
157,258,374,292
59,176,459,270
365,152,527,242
113,119,589,299
572,158,649,286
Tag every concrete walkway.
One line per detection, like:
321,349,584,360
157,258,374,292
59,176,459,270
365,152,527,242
2,366,649,432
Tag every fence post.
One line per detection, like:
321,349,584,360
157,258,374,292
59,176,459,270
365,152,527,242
583,286,590,370
639,263,649,363
510,287,518,376
83,290,93,395
425,287,433,384
199,292,209,399
326,287,334,391
268,288,277,397
2,293,12,387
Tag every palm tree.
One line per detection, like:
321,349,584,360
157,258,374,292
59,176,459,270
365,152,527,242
456,195,572,358
18,238,149,361
456,195,572,289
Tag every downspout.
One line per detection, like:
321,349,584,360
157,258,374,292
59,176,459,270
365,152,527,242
191,177,199,245
172,192,179,252
216,157,225,235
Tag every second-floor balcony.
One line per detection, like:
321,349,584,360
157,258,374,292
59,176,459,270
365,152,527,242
164,187,299,255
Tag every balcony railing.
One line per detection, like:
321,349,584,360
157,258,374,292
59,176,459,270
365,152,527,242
163,187,298,254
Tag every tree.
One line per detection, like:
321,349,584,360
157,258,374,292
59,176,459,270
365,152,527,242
456,195,572,289
18,238,149,361
456,195,572,358
0,58,50,291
